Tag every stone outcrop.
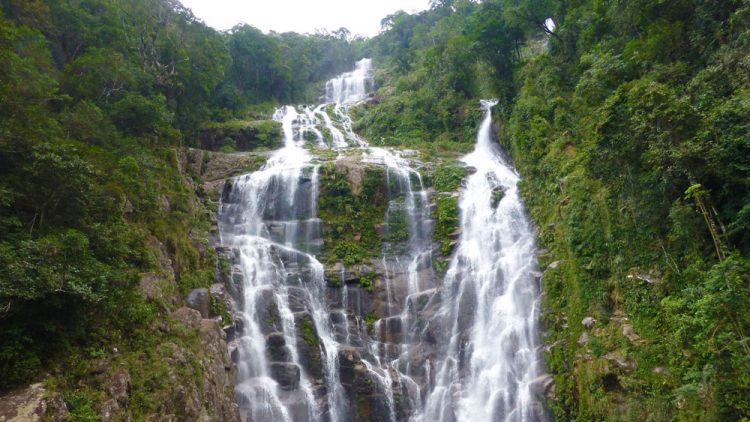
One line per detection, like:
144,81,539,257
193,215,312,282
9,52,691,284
187,288,211,318
0,384,68,422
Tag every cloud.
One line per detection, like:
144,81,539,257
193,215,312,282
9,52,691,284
180,0,429,37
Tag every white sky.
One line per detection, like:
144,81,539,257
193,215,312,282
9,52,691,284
179,0,430,37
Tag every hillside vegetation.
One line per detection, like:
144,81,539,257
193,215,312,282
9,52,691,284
355,0,750,419
0,0,360,415
1,0,749,420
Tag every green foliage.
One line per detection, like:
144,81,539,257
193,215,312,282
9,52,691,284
433,195,459,257
298,317,319,349
363,312,378,332
213,24,365,112
0,0,227,399
497,0,750,418
428,164,467,192
65,391,99,422
318,164,388,265
358,272,377,292
362,0,750,419
220,137,237,153
210,296,233,324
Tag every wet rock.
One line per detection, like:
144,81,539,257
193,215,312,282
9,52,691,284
295,312,324,379
381,317,404,344
187,288,211,318
490,187,505,208
456,280,477,334
172,307,202,329
286,287,309,313
267,332,291,362
582,316,596,329
270,363,301,390
255,288,283,334
223,322,237,342
229,341,240,364
529,374,556,401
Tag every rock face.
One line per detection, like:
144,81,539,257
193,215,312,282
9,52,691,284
150,311,240,421
216,147,451,421
0,383,68,422
187,288,211,318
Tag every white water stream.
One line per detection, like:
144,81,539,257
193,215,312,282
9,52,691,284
219,60,545,422
417,100,545,422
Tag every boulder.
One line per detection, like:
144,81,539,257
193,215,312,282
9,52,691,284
139,272,163,301
266,332,291,362
622,324,643,344
604,351,636,371
187,288,211,318
172,307,202,329
582,316,596,329
0,383,68,422
107,368,131,406
97,399,119,422
270,363,301,391
529,374,556,401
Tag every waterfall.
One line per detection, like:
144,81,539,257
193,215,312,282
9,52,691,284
219,105,346,422
324,58,374,105
219,58,545,422
417,100,546,422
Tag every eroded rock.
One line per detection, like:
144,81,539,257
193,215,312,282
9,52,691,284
270,363,301,391
187,288,211,318
172,307,202,329
0,383,68,422
582,316,596,329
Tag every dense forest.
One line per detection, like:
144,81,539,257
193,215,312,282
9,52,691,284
357,1,750,420
0,0,362,418
1,0,749,420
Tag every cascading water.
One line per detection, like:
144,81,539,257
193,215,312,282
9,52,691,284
417,100,546,422
219,105,347,422
219,58,545,422
325,58,374,105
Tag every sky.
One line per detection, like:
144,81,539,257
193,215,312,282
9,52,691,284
179,0,430,37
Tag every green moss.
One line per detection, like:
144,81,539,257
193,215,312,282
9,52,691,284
433,195,460,257
218,255,232,283
244,154,268,173
65,391,99,422
429,164,467,192
358,272,376,292
363,312,378,332
210,296,232,323
318,163,388,265
219,137,236,153
298,317,319,348
383,201,409,245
